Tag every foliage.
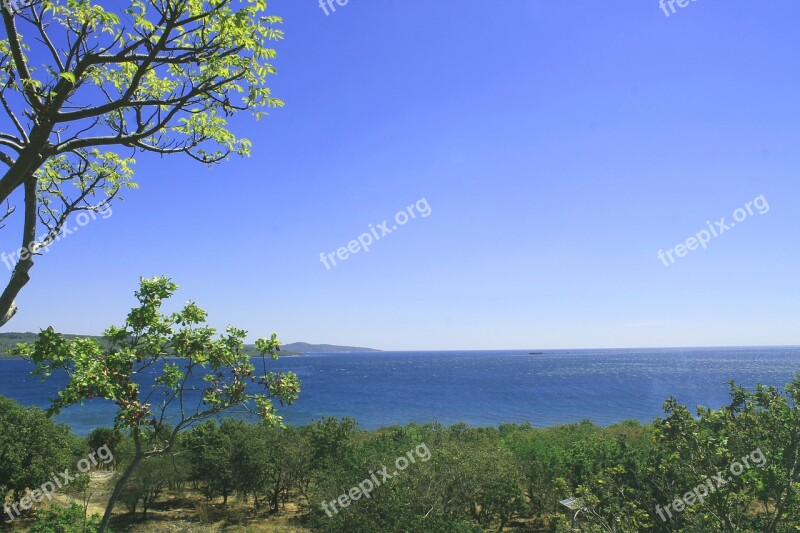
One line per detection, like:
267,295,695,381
28,502,102,533
86,427,122,469
0,395,78,502
306,423,523,533
649,378,800,532
181,419,238,503
118,450,190,518
0,0,283,326
13,275,299,531
3,372,800,531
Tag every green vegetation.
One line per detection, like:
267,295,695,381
0,333,93,356
27,503,102,533
11,276,300,532
2,376,799,532
3,3,788,533
0,396,80,502
2,278,798,531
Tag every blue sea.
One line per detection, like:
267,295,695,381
1,347,798,436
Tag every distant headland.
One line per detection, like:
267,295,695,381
0,332,380,357
280,342,381,354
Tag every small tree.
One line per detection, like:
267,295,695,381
118,450,189,519
652,378,800,532
86,427,122,469
0,395,77,505
182,419,238,503
14,275,300,532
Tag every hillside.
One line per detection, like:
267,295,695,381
0,333,378,357
280,342,380,353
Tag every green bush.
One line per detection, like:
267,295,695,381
0,395,79,502
28,502,102,533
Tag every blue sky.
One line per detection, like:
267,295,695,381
3,0,800,350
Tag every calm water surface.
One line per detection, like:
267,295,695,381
1,347,798,436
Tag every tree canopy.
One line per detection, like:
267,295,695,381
0,394,79,502
0,0,283,326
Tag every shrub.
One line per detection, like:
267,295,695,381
28,502,102,533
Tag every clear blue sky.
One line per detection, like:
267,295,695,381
4,0,800,350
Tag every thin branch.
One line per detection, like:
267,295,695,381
1,9,43,111
29,5,65,71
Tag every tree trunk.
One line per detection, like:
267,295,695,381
98,452,143,533
0,176,37,328
270,488,279,513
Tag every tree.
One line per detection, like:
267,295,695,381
0,0,283,327
0,394,78,506
13,275,300,532
309,423,522,533
184,419,302,513
571,465,652,533
118,448,190,519
280,425,315,507
651,378,800,532
305,416,359,475
251,423,299,513
227,420,274,510
86,427,122,469
182,419,238,503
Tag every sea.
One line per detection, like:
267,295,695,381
0,347,798,436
